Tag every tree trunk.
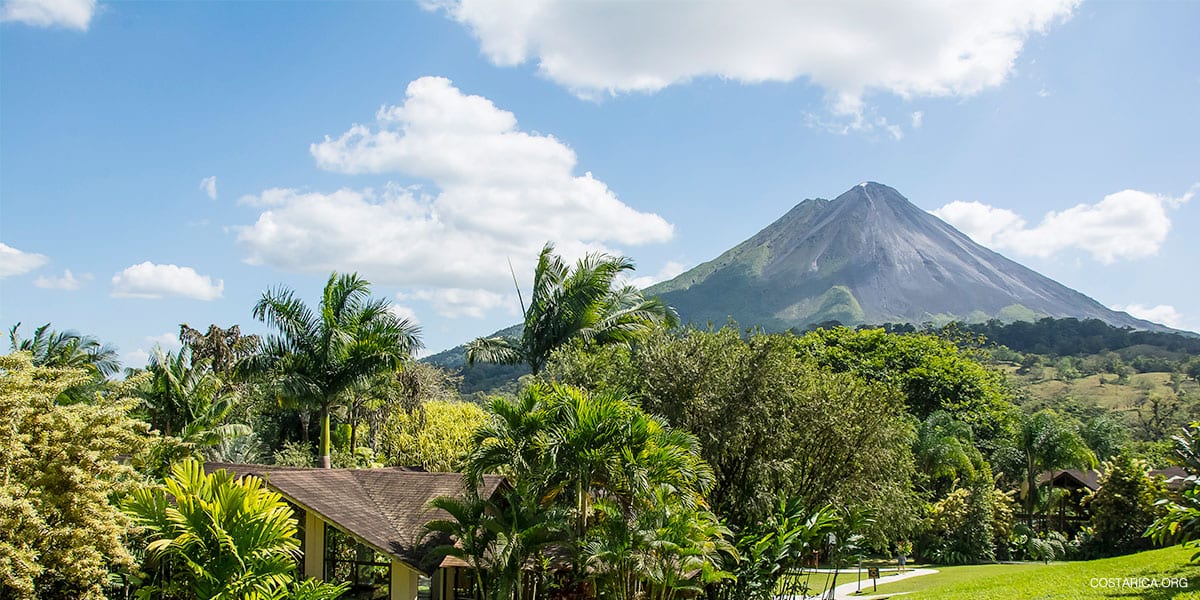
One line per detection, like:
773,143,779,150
349,400,359,453
299,409,311,445
321,403,332,469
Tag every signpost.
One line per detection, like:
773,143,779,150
867,567,880,592
857,557,863,593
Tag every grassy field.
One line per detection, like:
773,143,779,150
1002,368,1195,409
853,545,1200,599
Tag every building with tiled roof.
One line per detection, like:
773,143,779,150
206,462,503,600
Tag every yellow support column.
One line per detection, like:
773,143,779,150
304,512,325,580
390,560,419,600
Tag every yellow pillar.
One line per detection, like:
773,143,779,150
390,560,420,600
304,512,325,580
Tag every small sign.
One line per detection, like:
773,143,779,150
868,567,880,579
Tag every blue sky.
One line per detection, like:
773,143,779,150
1,0,1197,366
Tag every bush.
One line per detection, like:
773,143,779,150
1083,454,1165,556
273,440,315,467
921,470,1006,564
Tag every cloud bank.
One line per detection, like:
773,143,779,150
239,76,673,318
111,262,224,300
933,188,1193,264
427,0,1076,118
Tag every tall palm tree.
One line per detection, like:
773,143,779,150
8,322,119,377
465,242,678,375
1010,410,1096,528
244,272,421,468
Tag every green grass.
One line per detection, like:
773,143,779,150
853,546,1200,599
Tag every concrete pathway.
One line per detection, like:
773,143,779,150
829,568,938,599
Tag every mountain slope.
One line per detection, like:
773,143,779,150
645,182,1169,332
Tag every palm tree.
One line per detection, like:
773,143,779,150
465,242,678,375
8,321,119,377
178,322,260,375
139,346,221,437
466,384,714,579
1010,410,1096,528
122,459,347,600
913,411,982,495
244,272,421,468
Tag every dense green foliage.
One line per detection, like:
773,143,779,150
961,317,1200,357
122,459,346,600
1084,454,1164,556
795,326,1017,443
1148,422,1200,561
546,326,920,544
0,354,147,599
430,383,731,600
379,398,487,471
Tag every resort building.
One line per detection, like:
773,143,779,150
206,463,503,600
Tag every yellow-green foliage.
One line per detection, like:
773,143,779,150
122,459,316,600
380,399,487,472
0,352,148,600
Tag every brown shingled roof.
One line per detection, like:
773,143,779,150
205,462,504,574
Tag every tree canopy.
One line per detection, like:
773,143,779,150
0,353,147,599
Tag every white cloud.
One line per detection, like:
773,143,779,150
1,0,96,31
427,0,1076,118
200,175,217,200
401,288,510,319
33,269,91,290
624,260,687,290
1112,304,1189,331
911,111,924,129
239,77,673,318
111,262,224,300
145,332,182,352
933,187,1194,264
0,242,49,277
388,303,421,326
121,348,149,369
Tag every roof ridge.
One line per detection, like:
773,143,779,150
354,470,422,557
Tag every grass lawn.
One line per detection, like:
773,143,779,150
852,545,1200,599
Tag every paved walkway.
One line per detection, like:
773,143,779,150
829,568,938,599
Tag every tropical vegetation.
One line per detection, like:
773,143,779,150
2,242,1198,599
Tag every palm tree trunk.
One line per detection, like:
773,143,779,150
299,409,311,445
1025,456,1036,529
349,399,359,452
320,402,332,469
